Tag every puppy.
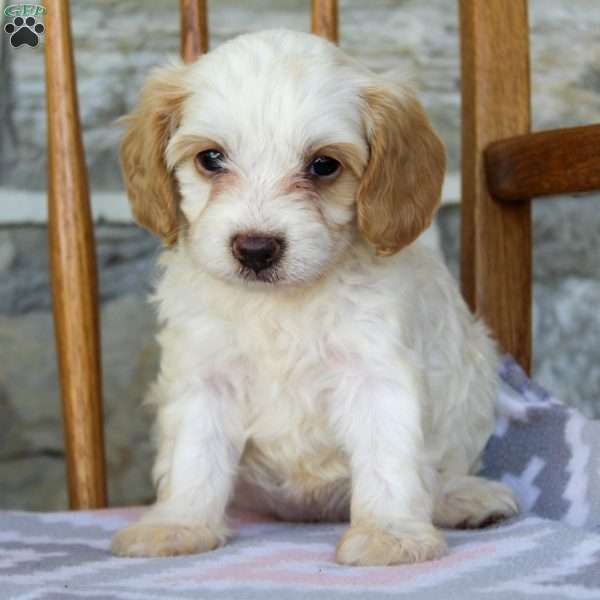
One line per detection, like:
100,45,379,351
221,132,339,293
111,29,518,566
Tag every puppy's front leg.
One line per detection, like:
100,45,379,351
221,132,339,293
332,370,447,566
111,384,243,557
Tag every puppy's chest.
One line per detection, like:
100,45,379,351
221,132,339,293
215,292,395,478
229,295,390,429
235,316,345,468
236,308,337,381
241,324,335,434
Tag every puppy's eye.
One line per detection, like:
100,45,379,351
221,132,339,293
309,156,341,178
196,149,226,173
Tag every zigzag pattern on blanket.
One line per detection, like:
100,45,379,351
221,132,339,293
482,356,599,530
1,359,599,598
1,509,600,597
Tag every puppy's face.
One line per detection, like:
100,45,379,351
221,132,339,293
167,43,368,286
121,30,445,287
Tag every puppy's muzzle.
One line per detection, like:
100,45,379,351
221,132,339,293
231,234,284,273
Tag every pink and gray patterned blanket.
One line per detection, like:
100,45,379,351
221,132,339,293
2,358,600,599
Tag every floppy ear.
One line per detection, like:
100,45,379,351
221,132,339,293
120,64,189,246
357,85,446,256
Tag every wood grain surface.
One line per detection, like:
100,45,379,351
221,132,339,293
485,124,600,202
459,0,532,373
44,0,107,509
180,0,208,62
311,0,338,43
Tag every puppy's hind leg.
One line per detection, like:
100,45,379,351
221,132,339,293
433,475,519,529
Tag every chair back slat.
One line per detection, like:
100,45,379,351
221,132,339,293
459,0,532,373
44,0,107,509
180,0,209,62
311,0,338,43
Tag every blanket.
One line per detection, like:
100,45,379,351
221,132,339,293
1,358,599,599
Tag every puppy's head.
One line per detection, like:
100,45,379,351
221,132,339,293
121,30,445,285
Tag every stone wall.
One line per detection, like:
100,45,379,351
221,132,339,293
0,0,599,510
0,226,160,510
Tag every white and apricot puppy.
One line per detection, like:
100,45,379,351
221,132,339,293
111,29,517,565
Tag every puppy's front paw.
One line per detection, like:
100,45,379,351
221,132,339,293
335,522,447,566
110,523,224,557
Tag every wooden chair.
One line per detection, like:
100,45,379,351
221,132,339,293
459,1,600,375
44,0,600,510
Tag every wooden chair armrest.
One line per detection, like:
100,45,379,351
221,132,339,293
485,124,600,202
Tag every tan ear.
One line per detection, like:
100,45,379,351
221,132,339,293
120,64,189,245
358,85,446,256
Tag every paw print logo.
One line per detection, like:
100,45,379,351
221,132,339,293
4,16,45,48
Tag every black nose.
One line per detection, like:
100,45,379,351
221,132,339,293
231,234,284,273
